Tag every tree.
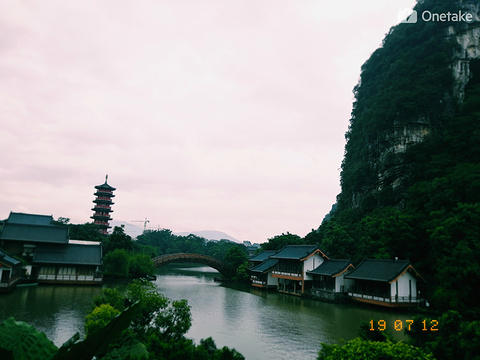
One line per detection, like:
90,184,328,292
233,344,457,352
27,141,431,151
103,249,130,278
318,337,434,360
103,226,134,254
85,304,120,336
261,232,303,251
129,253,155,278
224,246,247,270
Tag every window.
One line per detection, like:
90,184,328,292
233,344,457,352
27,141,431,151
58,267,76,276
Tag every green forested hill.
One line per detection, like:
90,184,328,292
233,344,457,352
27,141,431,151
309,0,480,313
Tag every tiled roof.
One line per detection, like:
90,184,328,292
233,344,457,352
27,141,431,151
7,212,53,226
0,249,21,267
307,259,352,277
249,251,276,262
250,258,279,274
33,242,102,266
344,259,415,283
0,223,69,244
270,245,327,260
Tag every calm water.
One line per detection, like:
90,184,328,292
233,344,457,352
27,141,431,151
0,264,416,359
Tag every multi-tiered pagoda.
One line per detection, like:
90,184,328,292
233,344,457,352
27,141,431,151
91,175,116,234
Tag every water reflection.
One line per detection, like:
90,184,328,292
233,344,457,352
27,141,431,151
0,285,103,346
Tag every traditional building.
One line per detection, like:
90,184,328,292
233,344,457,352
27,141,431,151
250,258,279,289
91,176,116,235
0,249,22,292
0,212,103,285
307,259,354,301
0,212,69,257
248,250,277,267
33,240,102,285
270,245,329,295
345,259,423,307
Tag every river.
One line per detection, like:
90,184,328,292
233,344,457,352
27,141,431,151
0,264,416,359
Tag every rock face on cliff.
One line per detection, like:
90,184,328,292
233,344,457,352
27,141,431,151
338,0,480,213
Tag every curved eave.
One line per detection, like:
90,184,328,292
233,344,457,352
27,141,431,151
300,249,330,262
91,216,113,221
94,183,116,191
91,207,113,212
93,191,115,198
93,199,115,205
389,265,424,283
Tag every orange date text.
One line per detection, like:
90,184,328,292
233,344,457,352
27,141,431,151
369,319,439,331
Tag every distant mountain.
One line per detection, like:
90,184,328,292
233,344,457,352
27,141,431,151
110,220,144,238
109,222,240,243
174,230,239,243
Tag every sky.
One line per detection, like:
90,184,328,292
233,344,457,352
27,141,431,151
0,0,417,243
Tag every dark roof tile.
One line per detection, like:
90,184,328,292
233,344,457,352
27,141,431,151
249,251,276,262
344,259,416,282
7,212,53,226
250,258,279,273
270,245,327,260
33,241,102,266
307,259,353,277
0,223,69,244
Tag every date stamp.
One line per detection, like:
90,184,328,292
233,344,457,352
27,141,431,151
369,319,439,332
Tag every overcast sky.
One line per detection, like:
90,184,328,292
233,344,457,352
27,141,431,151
0,0,417,243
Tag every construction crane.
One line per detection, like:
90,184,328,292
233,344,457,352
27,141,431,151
131,218,150,230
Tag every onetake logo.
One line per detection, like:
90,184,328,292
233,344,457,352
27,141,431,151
398,8,473,23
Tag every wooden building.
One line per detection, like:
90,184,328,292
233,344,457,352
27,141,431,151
270,245,329,295
0,212,103,285
250,258,279,289
33,240,102,285
307,259,354,301
345,259,422,307
0,212,69,258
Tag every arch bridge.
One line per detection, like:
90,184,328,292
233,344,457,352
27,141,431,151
152,253,235,279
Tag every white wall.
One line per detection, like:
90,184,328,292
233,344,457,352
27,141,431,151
390,271,417,298
267,272,278,286
303,254,325,280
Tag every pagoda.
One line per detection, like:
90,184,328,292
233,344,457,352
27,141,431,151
91,175,116,234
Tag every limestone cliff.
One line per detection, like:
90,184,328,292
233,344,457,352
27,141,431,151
338,0,480,212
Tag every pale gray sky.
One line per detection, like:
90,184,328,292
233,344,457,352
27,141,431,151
0,0,416,242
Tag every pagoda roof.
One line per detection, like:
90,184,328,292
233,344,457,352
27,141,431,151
33,240,102,266
270,245,328,261
307,259,353,277
94,180,116,191
344,259,421,283
250,258,279,274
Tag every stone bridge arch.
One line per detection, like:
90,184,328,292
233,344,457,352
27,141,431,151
152,253,235,279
